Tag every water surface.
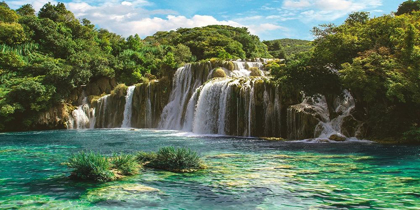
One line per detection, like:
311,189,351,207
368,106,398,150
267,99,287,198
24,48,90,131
0,129,419,209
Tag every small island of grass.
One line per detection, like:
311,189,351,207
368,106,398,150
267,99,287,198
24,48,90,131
65,147,205,182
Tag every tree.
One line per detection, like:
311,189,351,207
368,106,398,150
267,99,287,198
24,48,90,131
0,22,26,45
396,0,420,15
345,12,370,26
0,5,19,23
0,1,9,9
38,2,75,22
126,34,143,51
16,4,35,16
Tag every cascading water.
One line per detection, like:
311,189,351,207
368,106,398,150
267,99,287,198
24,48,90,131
287,90,358,141
121,86,136,128
159,60,281,137
95,94,110,128
159,64,209,130
68,59,363,141
67,91,92,129
314,90,355,140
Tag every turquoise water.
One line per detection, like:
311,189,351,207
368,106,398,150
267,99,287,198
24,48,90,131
0,129,419,209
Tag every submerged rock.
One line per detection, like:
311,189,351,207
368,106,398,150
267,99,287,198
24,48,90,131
329,133,347,141
85,183,161,203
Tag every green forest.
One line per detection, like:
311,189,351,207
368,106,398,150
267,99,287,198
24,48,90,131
0,2,270,131
0,1,419,142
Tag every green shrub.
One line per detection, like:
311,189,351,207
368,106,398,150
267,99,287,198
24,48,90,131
136,151,157,163
110,84,127,97
147,147,205,172
111,153,140,175
66,151,114,182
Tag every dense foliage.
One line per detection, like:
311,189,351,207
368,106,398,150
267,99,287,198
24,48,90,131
271,4,420,141
0,2,269,132
263,39,312,59
145,25,271,60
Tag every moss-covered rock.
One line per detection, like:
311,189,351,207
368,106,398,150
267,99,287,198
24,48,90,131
227,61,235,71
329,133,346,141
213,68,227,78
35,103,71,130
249,67,262,76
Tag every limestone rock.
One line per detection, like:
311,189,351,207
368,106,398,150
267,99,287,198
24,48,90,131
329,133,346,141
35,103,71,130
287,104,322,140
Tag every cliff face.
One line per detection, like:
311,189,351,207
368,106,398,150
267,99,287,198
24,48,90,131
35,103,72,130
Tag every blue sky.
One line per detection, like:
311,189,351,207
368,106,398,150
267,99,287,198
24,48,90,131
7,0,407,40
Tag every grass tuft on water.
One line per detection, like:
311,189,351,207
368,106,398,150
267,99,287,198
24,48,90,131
66,151,115,182
145,146,206,172
111,153,140,176
136,151,157,163
65,147,205,182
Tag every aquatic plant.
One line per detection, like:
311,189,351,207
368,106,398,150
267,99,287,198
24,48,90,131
66,151,114,182
146,147,206,172
111,153,140,175
136,151,157,163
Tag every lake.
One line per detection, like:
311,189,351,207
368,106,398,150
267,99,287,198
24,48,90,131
0,129,419,209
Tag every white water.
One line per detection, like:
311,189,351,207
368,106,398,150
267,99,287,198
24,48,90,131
158,61,280,137
159,64,208,130
97,94,110,128
314,90,355,140
290,90,357,141
145,84,153,128
68,91,92,129
121,86,136,128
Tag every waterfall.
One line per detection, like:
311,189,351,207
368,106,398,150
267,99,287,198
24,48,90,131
287,90,357,141
67,91,92,129
158,60,281,137
121,86,136,128
159,64,207,130
95,94,110,128
145,84,152,128
314,90,355,140
89,108,96,129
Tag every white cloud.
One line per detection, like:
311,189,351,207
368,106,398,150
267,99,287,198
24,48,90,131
7,0,290,39
283,0,311,9
122,15,244,37
7,0,58,11
283,0,382,11
281,0,383,21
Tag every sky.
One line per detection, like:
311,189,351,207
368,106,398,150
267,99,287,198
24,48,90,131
7,0,407,40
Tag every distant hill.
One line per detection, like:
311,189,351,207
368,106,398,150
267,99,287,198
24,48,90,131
263,39,312,59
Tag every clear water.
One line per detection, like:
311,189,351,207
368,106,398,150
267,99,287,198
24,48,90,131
0,129,419,209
